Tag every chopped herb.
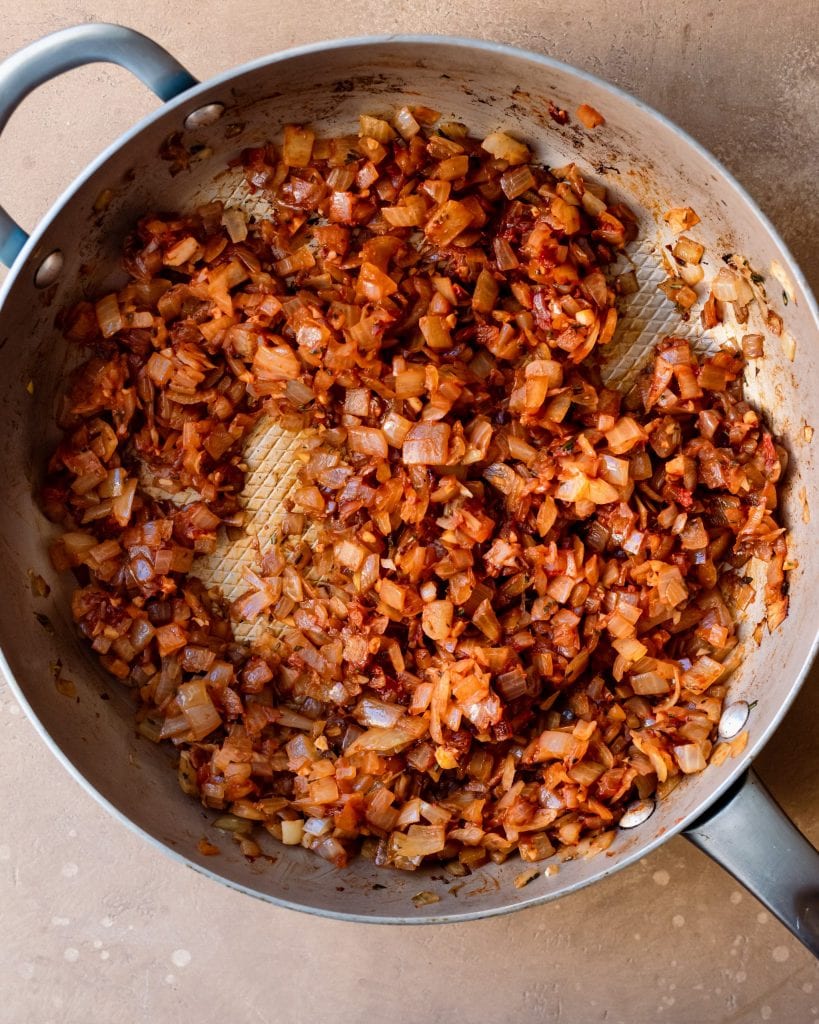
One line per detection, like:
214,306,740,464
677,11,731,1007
750,272,765,284
783,290,789,306
721,253,734,264
748,700,758,712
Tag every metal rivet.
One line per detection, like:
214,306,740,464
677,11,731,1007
184,103,225,130
719,700,750,740
619,798,655,829
34,249,63,288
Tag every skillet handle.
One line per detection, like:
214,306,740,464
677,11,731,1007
684,769,819,957
0,23,198,267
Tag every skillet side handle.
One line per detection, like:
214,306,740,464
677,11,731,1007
684,768,819,958
0,22,198,267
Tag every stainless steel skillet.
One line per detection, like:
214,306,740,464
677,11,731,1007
0,22,817,948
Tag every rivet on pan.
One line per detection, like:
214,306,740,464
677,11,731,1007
34,249,63,288
719,700,750,740
619,798,655,829
184,103,225,130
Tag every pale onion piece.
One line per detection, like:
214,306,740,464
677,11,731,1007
581,190,607,217
674,743,707,774
673,236,704,264
281,819,305,845
345,717,428,754
664,206,700,233
347,426,388,460
381,410,412,447
679,262,704,286
390,824,446,858
582,269,607,307
493,236,520,271
605,417,648,454
253,343,301,381
325,165,355,191
402,422,450,465
379,578,408,611
550,196,581,234
657,565,688,607
630,672,670,696
532,498,556,539
612,636,648,663
381,196,427,227
532,730,580,761
95,294,123,338
524,376,549,412
282,124,315,167
423,199,473,246
555,472,589,503
394,364,427,398
587,477,620,504
111,479,137,527
514,867,541,887
659,279,698,309
412,105,442,125
422,600,454,640
524,358,563,388
742,334,764,359
163,236,201,267
711,267,741,302
357,261,398,302
507,435,537,464
335,538,367,572
472,269,500,313
393,106,421,140
355,697,404,728
599,454,629,487
221,208,248,243
419,314,453,350
436,155,470,180
303,816,333,837
274,246,315,276
481,131,530,165
771,259,795,305
434,746,458,770
421,179,451,205
472,598,502,641
501,165,536,199
146,351,173,387
683,655,724,694
576,104,604,129
177,679,222,741
359,114,396,143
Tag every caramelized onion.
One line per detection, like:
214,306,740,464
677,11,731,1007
43,110,789,875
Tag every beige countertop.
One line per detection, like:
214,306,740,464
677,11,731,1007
1,2,818,1022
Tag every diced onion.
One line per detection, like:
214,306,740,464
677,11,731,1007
45,107,789,878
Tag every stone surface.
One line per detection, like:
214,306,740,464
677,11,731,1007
0,3,817,1022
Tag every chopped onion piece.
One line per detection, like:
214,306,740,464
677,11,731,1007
481,131,530,165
